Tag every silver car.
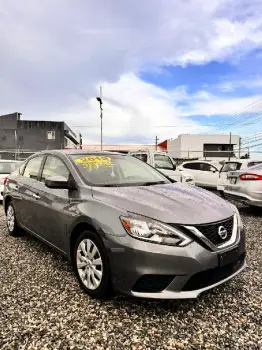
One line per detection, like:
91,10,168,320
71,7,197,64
3,150,246,299
224,163,262,207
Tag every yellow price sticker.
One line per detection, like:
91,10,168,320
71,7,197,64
74,156,113,169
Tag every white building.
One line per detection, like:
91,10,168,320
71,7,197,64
83,144,156,152
159,134,240,160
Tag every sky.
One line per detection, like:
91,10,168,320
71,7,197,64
1,0,262,154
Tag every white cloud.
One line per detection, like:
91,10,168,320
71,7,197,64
0,0,262,144
217,77,262,92
57,74,262,143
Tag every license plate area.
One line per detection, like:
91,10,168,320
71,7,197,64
228,177,237,184
219,248,239,267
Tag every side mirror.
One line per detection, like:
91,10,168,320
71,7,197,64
173,164,177,171
45,175,70,189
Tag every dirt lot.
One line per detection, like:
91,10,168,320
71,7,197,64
0,204,261,350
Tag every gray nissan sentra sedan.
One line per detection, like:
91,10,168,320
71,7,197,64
3,150,246,299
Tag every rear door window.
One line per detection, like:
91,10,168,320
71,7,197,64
183,162,201,170
220,162,242,172
199,163,217,172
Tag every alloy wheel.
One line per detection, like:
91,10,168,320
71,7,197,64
76,239,103,290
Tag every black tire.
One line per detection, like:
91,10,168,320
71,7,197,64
73,230,113,299
6,201,20,236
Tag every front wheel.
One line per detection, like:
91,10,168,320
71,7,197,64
6,201,20,236
73,231,113,299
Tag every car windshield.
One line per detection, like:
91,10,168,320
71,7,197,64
247,163,262,171
0,162,18,174
220,162,242,172
70,154,171,186
154,154,174,170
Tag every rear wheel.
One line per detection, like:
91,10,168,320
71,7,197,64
6,202,20,236
73,230,113,299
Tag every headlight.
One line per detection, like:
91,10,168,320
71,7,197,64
120,215,192,247
183,176,194,183
231,204,244,230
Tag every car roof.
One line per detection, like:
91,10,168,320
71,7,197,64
37,150,127,156
182,160,218,164
223,159,261,164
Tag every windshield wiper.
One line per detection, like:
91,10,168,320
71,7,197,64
139,181,168,186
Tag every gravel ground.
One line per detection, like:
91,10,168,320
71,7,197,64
0,204,261,350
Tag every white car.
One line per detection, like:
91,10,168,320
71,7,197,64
179,160,222,188
0,160,21,201
217,159,262,194
129,150,195,184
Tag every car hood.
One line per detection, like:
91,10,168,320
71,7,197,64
158,169,182,180
92,183,233,225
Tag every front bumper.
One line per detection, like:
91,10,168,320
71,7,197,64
105,227,246,299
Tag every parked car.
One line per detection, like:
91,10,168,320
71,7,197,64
179,160,222,188
224,163,262,208
4,150,245,299
217,159,262,194
129,150,195,184
0,160,21,201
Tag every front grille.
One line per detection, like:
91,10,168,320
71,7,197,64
182,252,245,291
132,275,175,293
194,217,234,246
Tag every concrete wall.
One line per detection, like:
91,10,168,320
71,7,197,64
167,137,182,157
0,112,20,129
167,134,240,159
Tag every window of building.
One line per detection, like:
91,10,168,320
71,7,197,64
40,156,69,183
47,131,56,140
23,156,45,180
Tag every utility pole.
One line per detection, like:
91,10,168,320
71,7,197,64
79,133,83,150
155,136,159,150
239,137,241,159
228,132,232,161
96,87,103,151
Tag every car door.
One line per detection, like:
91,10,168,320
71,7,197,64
218,162,242,191
12,155,45,230
32,155,72,252
198,163,219,188
181,162,201,185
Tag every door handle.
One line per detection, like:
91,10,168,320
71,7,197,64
32,193,40,200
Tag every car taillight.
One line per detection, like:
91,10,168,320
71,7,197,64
3,177,8,185
239,174,262,181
